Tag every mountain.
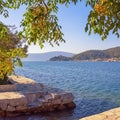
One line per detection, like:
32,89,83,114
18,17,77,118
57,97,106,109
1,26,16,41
49,47,120,61
73,46,120,61
103,47,120,58
22,51,74,61
73,50,109,60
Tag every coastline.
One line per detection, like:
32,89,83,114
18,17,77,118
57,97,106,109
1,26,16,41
80,107,120,120
0,76,75,117
0,75,119,119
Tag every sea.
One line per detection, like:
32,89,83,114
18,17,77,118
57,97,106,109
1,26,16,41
6,61,120,120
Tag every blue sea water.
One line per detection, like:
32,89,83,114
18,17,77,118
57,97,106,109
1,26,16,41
8,62,120,120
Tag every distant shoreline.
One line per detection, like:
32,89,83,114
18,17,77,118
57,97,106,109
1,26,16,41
49,46,120,62
22,60,120,62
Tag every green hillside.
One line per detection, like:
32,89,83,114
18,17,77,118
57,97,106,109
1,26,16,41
103,47,120,58
49,47,120,61
73,50,110,60
73,47,120,61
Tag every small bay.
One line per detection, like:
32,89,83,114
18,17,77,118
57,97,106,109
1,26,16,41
12,61,120,120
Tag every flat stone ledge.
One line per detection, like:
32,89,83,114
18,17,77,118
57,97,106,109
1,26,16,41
9,76,37,84
0,84,16,92
0,92,25,100
0,92,27,112
0,76,75,117
80,107,120,120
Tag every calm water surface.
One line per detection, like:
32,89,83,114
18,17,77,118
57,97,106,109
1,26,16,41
5,62,120,120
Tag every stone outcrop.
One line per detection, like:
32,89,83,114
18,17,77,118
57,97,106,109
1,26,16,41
0,84,16,92
0,76,75,117
80,107,120,120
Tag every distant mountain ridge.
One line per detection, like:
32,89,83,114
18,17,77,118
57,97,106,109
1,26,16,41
22,51,74,61
49,47,120,61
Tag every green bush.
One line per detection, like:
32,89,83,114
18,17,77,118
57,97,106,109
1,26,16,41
0,23,27,83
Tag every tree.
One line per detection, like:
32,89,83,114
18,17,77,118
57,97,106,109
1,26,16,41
0,22,27,83
85,0,120,40
1,0,120,43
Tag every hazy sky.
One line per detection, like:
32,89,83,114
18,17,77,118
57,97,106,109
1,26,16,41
1,1,120,54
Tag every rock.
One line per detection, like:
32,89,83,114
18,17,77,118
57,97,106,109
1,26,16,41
44,95,53,102
66,102,76,108
9,76,36,84
58,104,66,110
61,92,74,100
9,97,27,106
50,93,61,99
6,112,21,117
0,111,5,117
0,85,16,92
35,92,43,98
7,105,15,112
37,98,46,104
0,76,75,117
0,100,8,111
54,99,61,104
80,107,120,120
24,93,36,103
16,106,27,111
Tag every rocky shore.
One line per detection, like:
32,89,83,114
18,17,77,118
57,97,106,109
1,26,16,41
0,76,75,117
80,107,120,120
1,76,120,120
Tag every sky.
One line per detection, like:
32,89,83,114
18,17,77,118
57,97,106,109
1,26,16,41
1,1,120,54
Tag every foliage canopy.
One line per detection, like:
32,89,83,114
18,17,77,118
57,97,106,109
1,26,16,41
0,0,119,46
0,22,27,81
86,0,120,40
